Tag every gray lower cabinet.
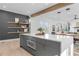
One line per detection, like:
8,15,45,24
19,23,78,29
20,35,61,56
36,38,60,56
20,35,37,55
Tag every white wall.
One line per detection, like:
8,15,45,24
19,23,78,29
30,16,71,34
30,4,79,34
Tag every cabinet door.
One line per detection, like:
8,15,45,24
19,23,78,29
43,40,61,56
20,35,37,55
35,38,61,56
35,38,47,56
20,35,27,48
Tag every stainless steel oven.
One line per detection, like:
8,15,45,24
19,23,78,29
27,39,36,50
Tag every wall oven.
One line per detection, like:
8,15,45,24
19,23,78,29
27,39,36,50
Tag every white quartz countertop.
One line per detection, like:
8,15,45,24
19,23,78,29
20,33,73,42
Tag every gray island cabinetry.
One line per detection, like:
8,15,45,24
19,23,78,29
20,34,73,56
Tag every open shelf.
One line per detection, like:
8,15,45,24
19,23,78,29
8,32,28,34
20,23,29,25
8,22,29,24
8,22,17,24
73,27,79,28
8,27,27,29
8,27,21,28
8,32,21,34
8,20,29,34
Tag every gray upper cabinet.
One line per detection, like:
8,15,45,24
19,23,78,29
0,10,29,40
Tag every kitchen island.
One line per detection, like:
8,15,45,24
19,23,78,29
20,34,73,56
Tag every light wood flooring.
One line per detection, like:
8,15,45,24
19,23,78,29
0,38,32,56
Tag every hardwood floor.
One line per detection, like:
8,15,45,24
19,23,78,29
0,38,32,56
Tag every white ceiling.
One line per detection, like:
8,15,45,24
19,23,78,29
0,3,56,16
33,3,79,21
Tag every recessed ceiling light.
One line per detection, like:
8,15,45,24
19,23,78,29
66,8,70,10
57,12,61,14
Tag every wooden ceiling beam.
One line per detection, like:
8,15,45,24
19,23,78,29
31,3,72,17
